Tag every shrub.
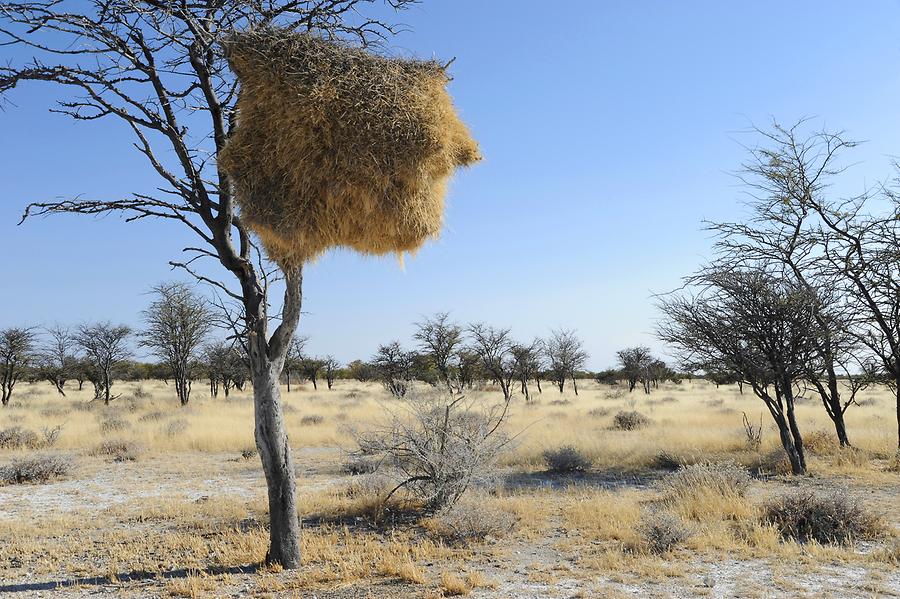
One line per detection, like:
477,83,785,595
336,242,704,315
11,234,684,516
300,414,324,425
240,447,258,460
763,490,881,545
138,410,166,423
0,426,40,450
354,389,510,513
542,446,592,474
652,450,685,472
164,419,189,436
886,451,900,473
637,511,690,554
803,429,837,455
132,384,151,399
99,416,130,434
91,440,140,462
423,501,517,546
344,455,378,475
750,448,792,476
612,410,650,431
0,454,73,485
41,425,63,448
586,407,609,418
660,461,751,500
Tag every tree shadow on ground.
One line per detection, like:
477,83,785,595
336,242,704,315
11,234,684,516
500,469,666,492
0,564,258,593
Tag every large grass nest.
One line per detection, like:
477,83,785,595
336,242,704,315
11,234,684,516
219,28,481,265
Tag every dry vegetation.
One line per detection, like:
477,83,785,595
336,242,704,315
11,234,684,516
1,378,898,597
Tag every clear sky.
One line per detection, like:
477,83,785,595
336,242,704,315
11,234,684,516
2,1,900,369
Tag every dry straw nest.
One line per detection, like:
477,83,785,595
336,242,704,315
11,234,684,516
220,28,481,265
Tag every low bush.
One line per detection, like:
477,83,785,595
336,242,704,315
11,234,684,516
423,501,517,546
763,490,881,545
99,416,130,434
803,430,838,455
612,410,650,431
660,461,751,500
0,454,73,485
91,440,140,462
164,419,189,436
0,426,40,450
637,511,690,554
344,455,379,475
138,410,166,423
300,414,324,425
542,446,592,474
586,407,610,418
749,448,792,476
41,425,63,448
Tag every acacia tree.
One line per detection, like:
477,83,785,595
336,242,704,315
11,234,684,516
37,324,76,396
511,340,542,402
141,282,213,406
467,323,516,401
324,356,339,390
617,346,653,393
658,269,820,474
545,329,588,395
0,327,36,406
414,312,463,390
373,341,415,398
1,0,414,567
74,322,131,405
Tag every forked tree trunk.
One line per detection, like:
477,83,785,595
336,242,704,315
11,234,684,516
249,333,301,569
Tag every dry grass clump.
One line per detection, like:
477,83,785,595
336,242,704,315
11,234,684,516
422,501,517,546
98,415,130,434
750,448,793,476
90,439,141,462
0,454,73,485
612,410,650,431
763,490,881,545
803,429,838,455
300,414,325,426
542,445,592,474
0,426,40,449
636,511,691,554
440,571,472,596
660,461,751,499
220,28,481,265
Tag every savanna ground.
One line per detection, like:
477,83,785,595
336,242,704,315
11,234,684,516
1,379,898,598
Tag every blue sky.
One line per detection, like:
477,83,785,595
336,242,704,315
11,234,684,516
2,1,900,368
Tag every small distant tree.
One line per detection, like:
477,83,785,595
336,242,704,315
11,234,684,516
348,359,378,383
37,325,76,396
0,327,36,406
511,340,543,402
545,329,588,395
414,312,463,390
454,349,480,391
468,324,516,400
324,356,340,390
75,323,131,405
204,342,246,398
373,341,415,398
617,347,654,393
299,357,326,391
140,282,213,406
284,336,309,392
594,368,622,385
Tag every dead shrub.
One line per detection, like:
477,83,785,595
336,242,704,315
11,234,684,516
164,419,189,437
542,446,592,474
353,389,510,513
99,415,130,434
0,454,73,485
300,414,324,425
138,410,166,423
0,426,40,450
637,511,690,554
41,425,63,448
422,501,517,546
91,440,141,462
587,407,609,418
763,490,881,545
612,410,650,431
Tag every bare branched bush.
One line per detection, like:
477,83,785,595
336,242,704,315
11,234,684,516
763,490,881,545
353,388,511,513
612,410,650,431
423,501,517,546
0,426,40,450
99,415,130,434
138,410,166,423
91,440,141,462
542,446,592,474
40,425,63,448
741,412,762,451
0,454,73,485
637,511,690,554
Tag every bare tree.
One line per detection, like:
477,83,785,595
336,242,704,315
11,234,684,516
545,329,588,395
467,324,516,401
36,325,76,396
414,312,463,390
74,322,131,405
617,346,654,393
0,328,36,406
373,341,415,398
324,356,340,390
140,282,213,406
658,269,820,474
511,340,542,402
2,0,416,567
